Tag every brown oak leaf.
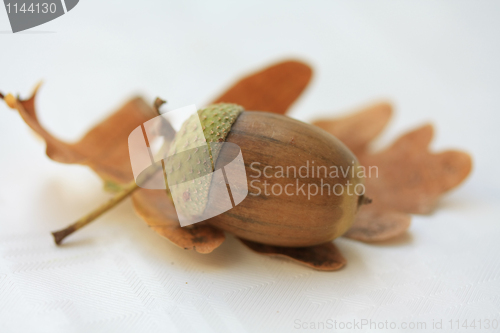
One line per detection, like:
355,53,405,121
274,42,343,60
2,60,472,270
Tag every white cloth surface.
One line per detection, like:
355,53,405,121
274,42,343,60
1,1,499,332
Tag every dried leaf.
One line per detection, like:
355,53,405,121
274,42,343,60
3,84,158,184
4,59,472,269
212,60,312,114
239,239,346,271
315,104,472,242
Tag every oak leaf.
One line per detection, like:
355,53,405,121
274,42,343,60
2,60,472,270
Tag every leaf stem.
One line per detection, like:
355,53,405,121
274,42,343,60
51,181,139,245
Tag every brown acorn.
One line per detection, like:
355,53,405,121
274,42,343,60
50,103,366,250
164,104,366,247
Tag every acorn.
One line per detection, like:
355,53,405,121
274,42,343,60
165,103,365,247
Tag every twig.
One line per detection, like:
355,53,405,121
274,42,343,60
51,181,139,245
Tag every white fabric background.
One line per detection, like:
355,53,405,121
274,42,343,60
1,1,499,332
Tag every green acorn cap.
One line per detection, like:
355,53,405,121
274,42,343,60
164,103,244,219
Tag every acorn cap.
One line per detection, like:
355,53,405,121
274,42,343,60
165,103,244,219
